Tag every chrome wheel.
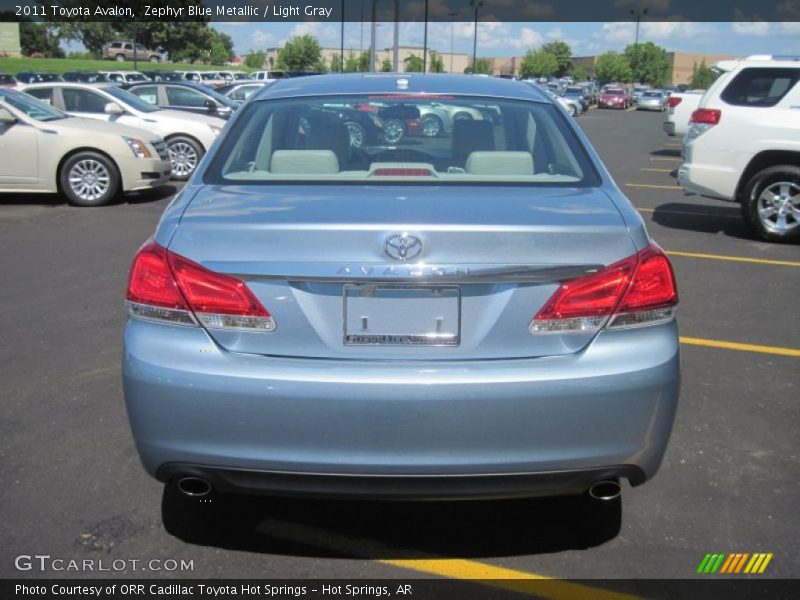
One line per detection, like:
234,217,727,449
345,121,365,148
421,115,442,137
383,118,405,144
168,141,199,178
757,181,800,234
68,159,110,202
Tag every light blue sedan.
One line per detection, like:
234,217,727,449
123,74,680,507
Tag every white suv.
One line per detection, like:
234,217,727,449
678,56,800,242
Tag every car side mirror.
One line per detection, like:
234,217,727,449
104,102,124,115
0,107,16,124
205,99,218,112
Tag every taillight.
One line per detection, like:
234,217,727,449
690,108,721,125
530,244,678,334
126,242,275,331
667,96,682,108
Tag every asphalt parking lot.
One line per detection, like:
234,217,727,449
1,107,797,588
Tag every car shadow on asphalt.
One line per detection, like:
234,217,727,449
0,185,178,207
651,202,756,240
161,485,622,559
650,149,681,158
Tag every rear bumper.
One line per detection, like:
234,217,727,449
157,463,645,500
663,121,676,136
123,319,680,498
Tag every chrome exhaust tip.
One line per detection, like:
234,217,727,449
589,480,622,501
177,476,212,498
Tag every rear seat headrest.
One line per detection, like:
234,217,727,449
465,151,534,175
271,150,339,174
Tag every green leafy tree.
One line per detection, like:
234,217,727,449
276,35,322,71
624,41,670,86
690,60,718,90
541,40,573,77
381,58,393,72
343,51,369,72
520,49,558,79
209,30,234,65
570,65,589,82
312,56,327,73
19,21,64,57
405,54,424,73
429,51,445,73
244,52,266,69
594,51,633,83
465,57,491,74
329,53,342,72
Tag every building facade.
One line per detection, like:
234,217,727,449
260,46,470,73
0,23,22,57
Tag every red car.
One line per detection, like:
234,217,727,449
0,73,17,87
598,87,630,109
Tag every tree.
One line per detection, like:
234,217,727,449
570,65,589,82
381,58,393,72
690,60,718,90
541,41,573,77
429,51,445,73
312,56,328,73
344,50,369,72
624,41,670,86
520,49,558,79
19,21,64,58
594,51,632,83
465,57,491,74
244,52,266,69
405,54,424,73
329,53,342,72
209,30,234,65
276,35,322,71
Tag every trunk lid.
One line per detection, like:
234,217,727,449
168,184,636,360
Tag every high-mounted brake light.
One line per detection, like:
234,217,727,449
667,96,682,108
530,244,678,334
126,242,275,331
690,108,721,125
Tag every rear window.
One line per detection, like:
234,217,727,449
205,94,599,186
720,67,800,107
643,91,662,97
604,89,625,95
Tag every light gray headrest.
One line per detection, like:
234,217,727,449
465,151,534,175
270,150,339,174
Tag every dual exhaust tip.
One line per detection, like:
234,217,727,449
589,480,622,501
177,476,212,498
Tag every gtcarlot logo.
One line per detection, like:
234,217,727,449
14,554,194,572
697,552,774,574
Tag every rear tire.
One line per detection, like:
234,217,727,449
149,55,160,63
382,118,406,144
421,114,443,137
167,135,204,180
59,151,119,207
568,105,577,117
345,121,367,148
741,165,800,243
115,54,125,62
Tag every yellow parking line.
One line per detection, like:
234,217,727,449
626,183,683,191
680,337,800,357
651,157,682,162
258,519,641,600
640,168,673,173
666,250,800,267
626,107,637,112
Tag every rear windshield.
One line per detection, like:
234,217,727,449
720,67,800,107
604,89,625,95
642,91,662,97
205,94,599,186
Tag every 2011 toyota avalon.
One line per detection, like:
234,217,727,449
123,74,680,509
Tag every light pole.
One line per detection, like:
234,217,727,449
422,0,429,73
369,0,377,72
470,0,483,74
630,8,648,83
449,11,458,73
340,0,345,72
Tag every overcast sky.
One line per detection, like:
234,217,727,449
213,21,800,57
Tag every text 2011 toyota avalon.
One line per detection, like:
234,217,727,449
123,74,679,510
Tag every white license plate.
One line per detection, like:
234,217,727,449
343,285,461,346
